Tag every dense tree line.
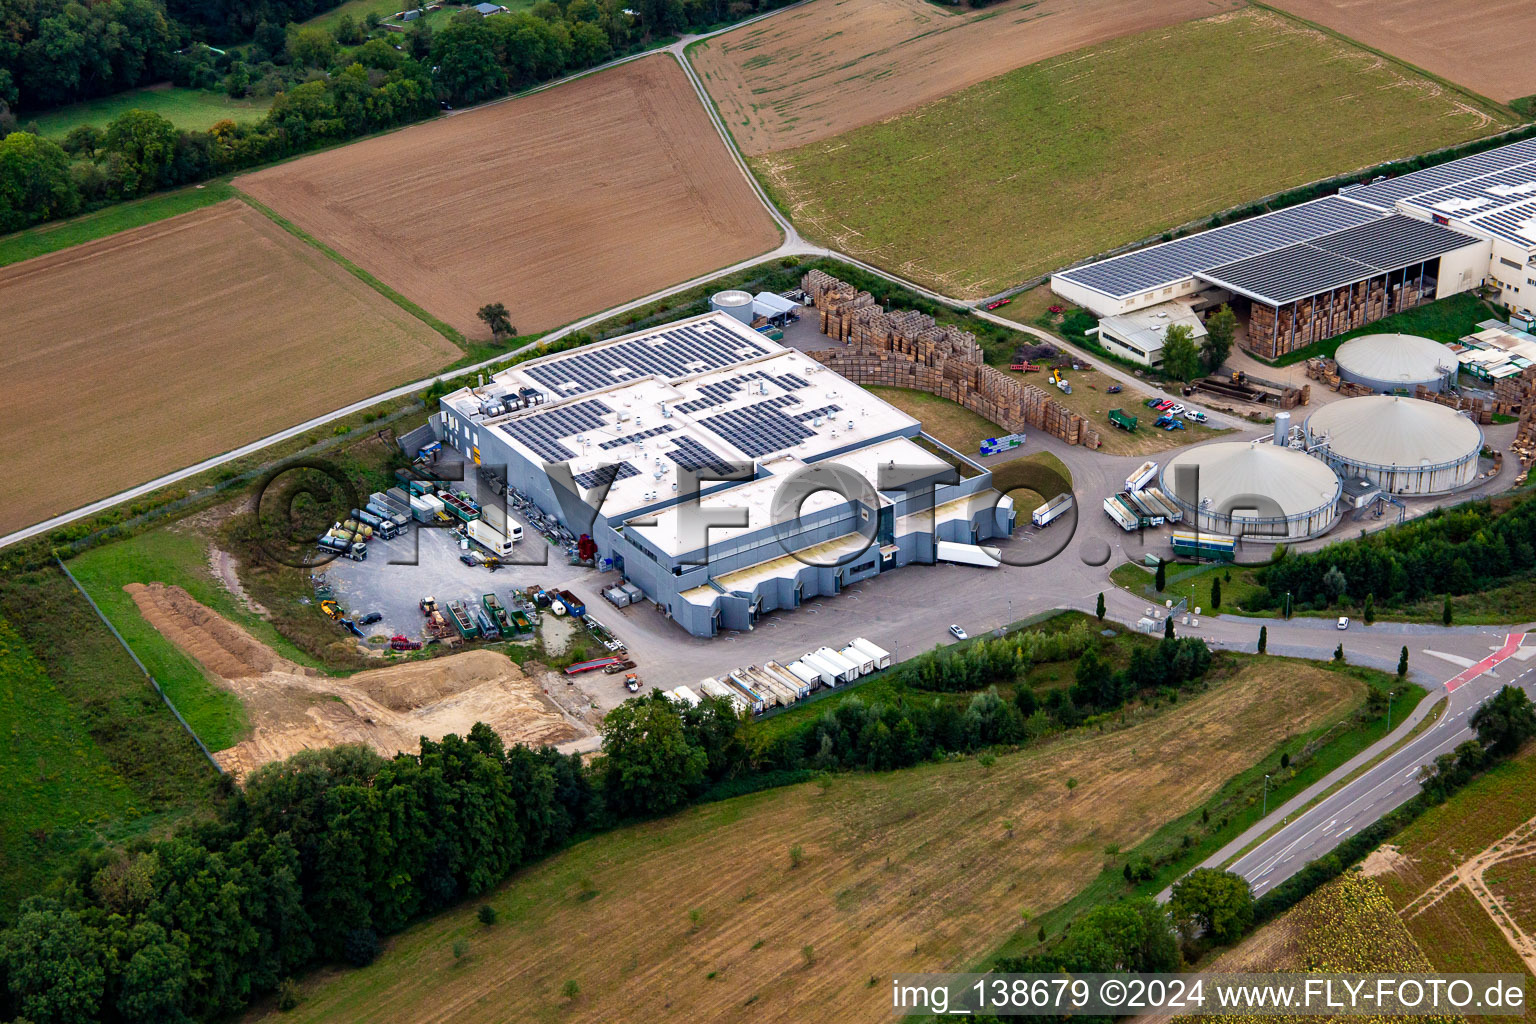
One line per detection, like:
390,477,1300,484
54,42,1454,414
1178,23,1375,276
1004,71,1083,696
1257,497,1536,612
0,626,1215,1022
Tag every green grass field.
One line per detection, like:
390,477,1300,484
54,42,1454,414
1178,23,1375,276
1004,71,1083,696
1111,559,1266,616
21,85,273,140
0,181,235,268
298,0,534,32
0,567,216,916
754,8,1513,298
65,528,295,752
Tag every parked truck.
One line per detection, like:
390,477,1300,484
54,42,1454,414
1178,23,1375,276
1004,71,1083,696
1031,493,1074,528
410,493,445,523
317,535,368,560
352,507,399,540
935,540,1002,567
1108,408,1138,432
1171,530,1236,561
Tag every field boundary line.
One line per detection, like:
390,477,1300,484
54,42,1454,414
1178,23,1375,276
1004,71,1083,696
236,193,467,347
53,555,224,775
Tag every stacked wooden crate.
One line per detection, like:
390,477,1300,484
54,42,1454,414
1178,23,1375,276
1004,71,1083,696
1412,386,1494,424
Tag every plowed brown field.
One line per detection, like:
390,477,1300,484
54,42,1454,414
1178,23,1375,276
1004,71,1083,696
1,200,458,536
1270,0,1536,104
691,0,1240,156
235,56,780,338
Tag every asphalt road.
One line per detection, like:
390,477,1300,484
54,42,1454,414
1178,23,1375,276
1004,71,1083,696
1179,632,1534,899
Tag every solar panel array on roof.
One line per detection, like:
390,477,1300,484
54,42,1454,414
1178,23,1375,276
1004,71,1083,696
1198,215,1480,305
519,321,773,397
1468,196,1536,248
672,369,810,415
497,399,612,462
599,425,675,450
1340,137,1536,211
574,463,639,490
1053,195,1381,299
699,399,835,458
665,436,736,476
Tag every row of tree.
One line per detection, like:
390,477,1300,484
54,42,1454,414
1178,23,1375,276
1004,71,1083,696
1258,496,1536,611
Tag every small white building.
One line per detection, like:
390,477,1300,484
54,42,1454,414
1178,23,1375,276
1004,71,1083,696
1095,300,1207,367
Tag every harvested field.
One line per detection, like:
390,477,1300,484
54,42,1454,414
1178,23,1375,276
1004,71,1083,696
1270,0,1536,104
0,199,458,536
257,659,1361,1024
125,583,579,779
236,56,780,338
755,8,1514,298
691,0,1239,156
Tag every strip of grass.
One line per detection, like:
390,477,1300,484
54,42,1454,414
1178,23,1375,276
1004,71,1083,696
20,85,273,140
0,181,235,267
1266,291,1506,366
0,566,216,919
238,193,467,349
989,658,1425,961
66,530,262,751
1112,559,1266,615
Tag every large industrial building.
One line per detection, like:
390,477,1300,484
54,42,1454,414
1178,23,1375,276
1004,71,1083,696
437,312,1015,637
1160,441,1341,540
1053,137,1536,359
1304,396,1483,495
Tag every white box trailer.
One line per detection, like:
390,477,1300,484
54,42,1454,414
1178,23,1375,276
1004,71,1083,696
789,657,836,688
831,644,874,677
721,674,767,713
935,540,1002,567
1126,460,1158,493
802,651,855,686
666,685,701,708
814,646,862,679
1032,493,1074,527
763,661,811,699
784,660,823,690
466,518,515,557
849,637,891,670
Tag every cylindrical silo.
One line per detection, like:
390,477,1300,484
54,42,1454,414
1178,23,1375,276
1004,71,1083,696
1304,396,1482,495
1333,333,1456,394
710,290,755,325
1161,440,1341,541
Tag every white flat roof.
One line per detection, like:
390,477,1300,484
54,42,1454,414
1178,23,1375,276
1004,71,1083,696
1099,301,1207,354
626,436,947,555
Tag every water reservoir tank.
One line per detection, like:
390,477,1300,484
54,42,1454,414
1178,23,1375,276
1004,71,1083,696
1273,410,1291,446
710,290,755,324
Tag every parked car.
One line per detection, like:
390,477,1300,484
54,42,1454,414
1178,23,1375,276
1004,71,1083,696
359,611,383,625
459,554,478,566
1337,616,1350,630
1169,404,1186,415
949,624,968,640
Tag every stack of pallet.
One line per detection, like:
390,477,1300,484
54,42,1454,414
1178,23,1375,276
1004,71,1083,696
1249,277,1428,358
1492,364,1536,416
1412,386,1494,424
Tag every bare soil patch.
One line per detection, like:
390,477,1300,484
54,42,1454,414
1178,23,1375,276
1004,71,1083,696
125,583,580,779
1269,0,1536,103
236,56,780,337
0,199,458,536
258,659,1361,1024
691,0,1239,156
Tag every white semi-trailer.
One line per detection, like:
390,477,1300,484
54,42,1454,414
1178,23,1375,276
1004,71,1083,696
935,541,1002,567
1031,493,1074,527
848,637,892,670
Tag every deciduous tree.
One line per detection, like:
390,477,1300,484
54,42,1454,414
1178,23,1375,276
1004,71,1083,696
1169,868,1252,944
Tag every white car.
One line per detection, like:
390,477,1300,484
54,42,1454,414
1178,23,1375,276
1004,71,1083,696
1169,404,1186,416
949,624,968,640
1337,616,1350,630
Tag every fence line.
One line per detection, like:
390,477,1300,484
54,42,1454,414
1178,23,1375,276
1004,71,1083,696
53,555,224,775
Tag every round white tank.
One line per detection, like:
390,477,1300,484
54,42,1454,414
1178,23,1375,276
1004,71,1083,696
1334,333,1454,394
1304,396,1482,495
711,289,755,325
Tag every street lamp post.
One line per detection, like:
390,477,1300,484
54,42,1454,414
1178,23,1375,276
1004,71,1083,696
1263,773,1271,817
1387,690,1395,734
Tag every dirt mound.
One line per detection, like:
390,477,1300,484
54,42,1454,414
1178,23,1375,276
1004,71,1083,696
127,582,277,678
125,583,582,780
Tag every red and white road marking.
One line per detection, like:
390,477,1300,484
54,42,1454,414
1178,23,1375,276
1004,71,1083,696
1446,633,1528,692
